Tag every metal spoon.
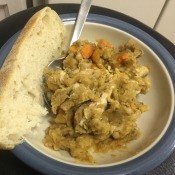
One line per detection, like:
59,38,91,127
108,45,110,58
44,0,92,107
48,0,92,70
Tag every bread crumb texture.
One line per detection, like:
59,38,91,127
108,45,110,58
0,7,67,149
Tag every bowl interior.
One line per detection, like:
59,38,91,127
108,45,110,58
24,22,174,167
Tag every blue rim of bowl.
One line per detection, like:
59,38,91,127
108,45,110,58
0,13,174,175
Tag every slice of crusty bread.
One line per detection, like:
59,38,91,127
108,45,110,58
0,7,67,149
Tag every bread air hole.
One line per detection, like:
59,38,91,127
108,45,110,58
37,31,42,36
27,91,36,98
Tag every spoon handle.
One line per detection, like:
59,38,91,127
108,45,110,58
70,0,92,45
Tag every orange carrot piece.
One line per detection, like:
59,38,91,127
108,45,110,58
92,49,101,62
97,39,111,48
70,45,78,53
117,53,130,64
81,43,94,58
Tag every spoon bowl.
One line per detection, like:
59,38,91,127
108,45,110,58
47,56,65,70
